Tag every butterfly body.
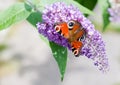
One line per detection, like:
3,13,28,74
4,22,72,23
54,20,86,57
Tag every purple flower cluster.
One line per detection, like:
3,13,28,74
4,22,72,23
37,2,109,72
108,0,120,22
108,6,120,22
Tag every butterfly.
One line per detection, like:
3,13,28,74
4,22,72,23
54,20,86,57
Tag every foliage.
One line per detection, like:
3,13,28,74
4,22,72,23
50,42,67,81
75,0,97,10
0,3,31,30
98,0,111,31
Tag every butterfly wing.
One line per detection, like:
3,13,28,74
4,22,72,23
71,41,83,57
54,20,86,57
54,22,70,39
71,29,86,57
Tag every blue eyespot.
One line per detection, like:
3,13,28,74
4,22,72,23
67,20,75,30
79,34,86,41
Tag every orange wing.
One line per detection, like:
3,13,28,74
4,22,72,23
54,20,86,57
54,22,69,38
71,29,86,57
71,41,83,57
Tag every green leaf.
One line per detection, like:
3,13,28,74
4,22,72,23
0,2,31,30
27,12,49,45
27,12,42,27
75,0,97,10
24,3,32,12
49,42,67,81
74,0,97,16
103,8,110,31
68,0,94,15
27,1,68,80
38,0,94,15
98,0,111,31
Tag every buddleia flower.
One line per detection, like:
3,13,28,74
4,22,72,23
36,2,109,72
108,0,120,22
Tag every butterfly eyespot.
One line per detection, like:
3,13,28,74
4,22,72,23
54,25,61,32
78,34,86,42
73,49,79,57
67,20,75,30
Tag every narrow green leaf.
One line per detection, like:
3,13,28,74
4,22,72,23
103,8,110,31
38,0,94,15
27,1,68,80
98,0,111,31
27,12,42,27
49,42,67,81
0,2,31,30
74,0,97,16
68,0,94,15
24,3,32,12
27,12,49,45
75,0,97,10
